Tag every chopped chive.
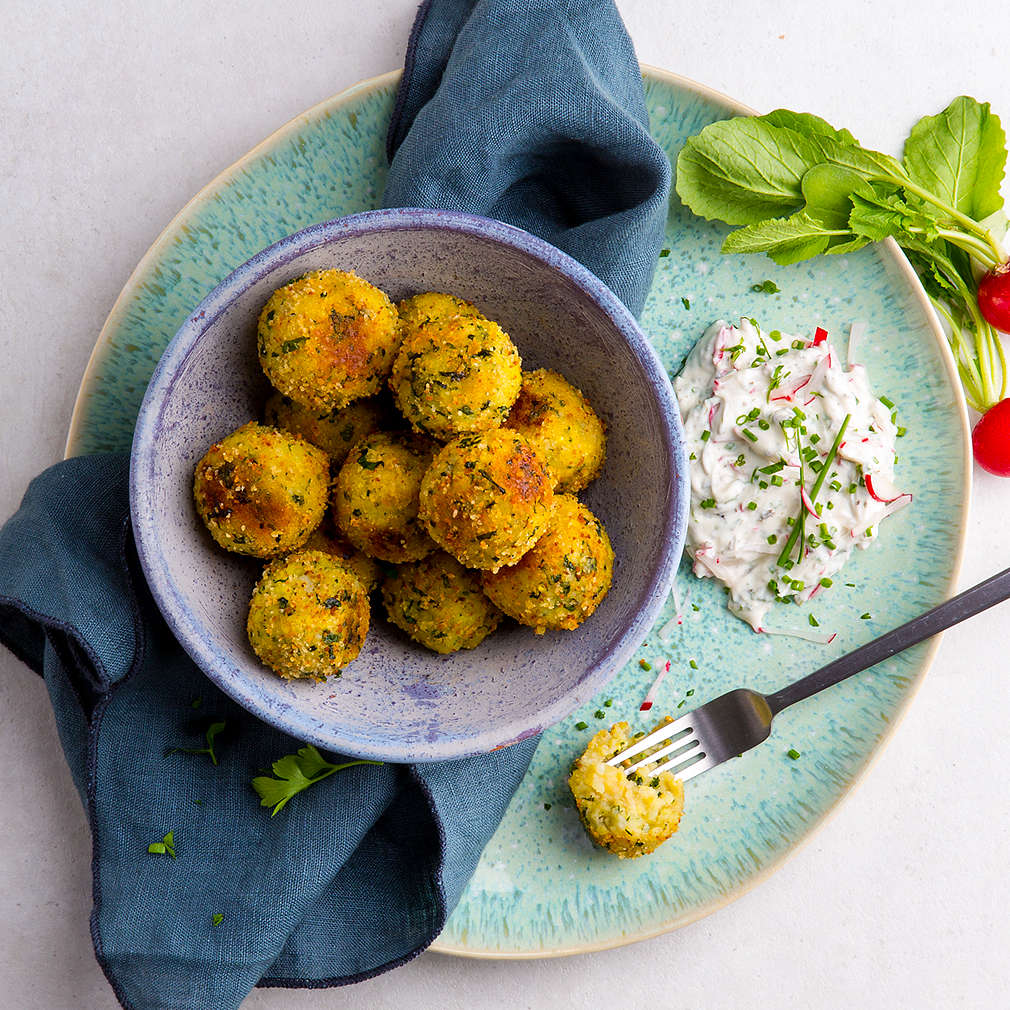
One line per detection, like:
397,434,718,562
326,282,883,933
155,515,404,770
699,498,716,509
639,659,652,671
212,913,224,927
860,612,871,620
681,296,691,309
604,698,613,707
575,721,588,730
767,534,778,544
820,577,833,588
897,426,907,437
786,748,801,760
700,430,710,442
771,474,784,486
880,396,894,408
747,501,758,511
689,659,698,670
742,429,758,442
808,614,819,627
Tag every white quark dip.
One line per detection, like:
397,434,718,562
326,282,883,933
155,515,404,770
674,318,910,633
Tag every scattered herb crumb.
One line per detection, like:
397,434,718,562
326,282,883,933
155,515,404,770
786,748,801,760
751,279,781,294
167,721,226,766
190,696,202,709
148,831,176,858
575,721,589,731
603,698,613,707
860,612,872,620
808,614,819,627
594,709,606,719
681,296,691,310
212,913,224,927
639,659,652,671
689,658,698,669
659,248,670,258
543,803,552,811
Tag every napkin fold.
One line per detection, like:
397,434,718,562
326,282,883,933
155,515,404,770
0,2,671,1008
385,0,671,315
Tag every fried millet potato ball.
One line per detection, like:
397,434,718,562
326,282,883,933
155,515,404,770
263,391,389,468
505,369,607,493
247,549,370,681
396,291,482,334
382,551,502,654
302,524,380,594
257,269,401,411
333,431,437,563
193,421,328,558
568,721,685,858
419,429,553,572
481,494,613,633
389,312,522,439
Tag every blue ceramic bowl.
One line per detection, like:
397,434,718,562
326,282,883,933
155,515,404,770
130,208,687,761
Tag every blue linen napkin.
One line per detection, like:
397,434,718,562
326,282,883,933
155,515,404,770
0,2,670,1008
385,0,671,315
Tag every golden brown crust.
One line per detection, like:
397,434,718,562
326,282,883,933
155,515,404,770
382,551,501,654
257,269,402,411
418,429,553,571
333,431,437,563
481,494,613,632
247,549,370,680
193,421,328,558
505,369,607,493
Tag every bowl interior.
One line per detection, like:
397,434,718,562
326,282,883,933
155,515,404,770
131,213,684,760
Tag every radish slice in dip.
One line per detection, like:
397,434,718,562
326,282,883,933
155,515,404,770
673,318,909,632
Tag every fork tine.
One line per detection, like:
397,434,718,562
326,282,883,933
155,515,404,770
624,732,698,775
660,750,717,781
603,711,697,767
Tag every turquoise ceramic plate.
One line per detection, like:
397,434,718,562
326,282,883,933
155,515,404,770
67,67,970,956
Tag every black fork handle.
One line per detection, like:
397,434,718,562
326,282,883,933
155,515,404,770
765,566,1010,716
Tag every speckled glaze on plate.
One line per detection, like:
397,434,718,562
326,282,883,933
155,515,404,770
67,67,970,957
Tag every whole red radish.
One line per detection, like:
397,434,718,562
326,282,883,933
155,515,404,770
978,264,1010,334
973,398,1010,476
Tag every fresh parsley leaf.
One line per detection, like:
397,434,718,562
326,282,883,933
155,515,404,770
903,96,1007,221
751,279,781,294
251,744,381,816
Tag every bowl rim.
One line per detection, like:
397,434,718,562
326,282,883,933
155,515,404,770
129,206,688,761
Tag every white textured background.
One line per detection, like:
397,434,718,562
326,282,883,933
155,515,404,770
2,1,1010,1007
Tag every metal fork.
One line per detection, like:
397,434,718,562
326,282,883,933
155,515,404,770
607,565,1010,782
